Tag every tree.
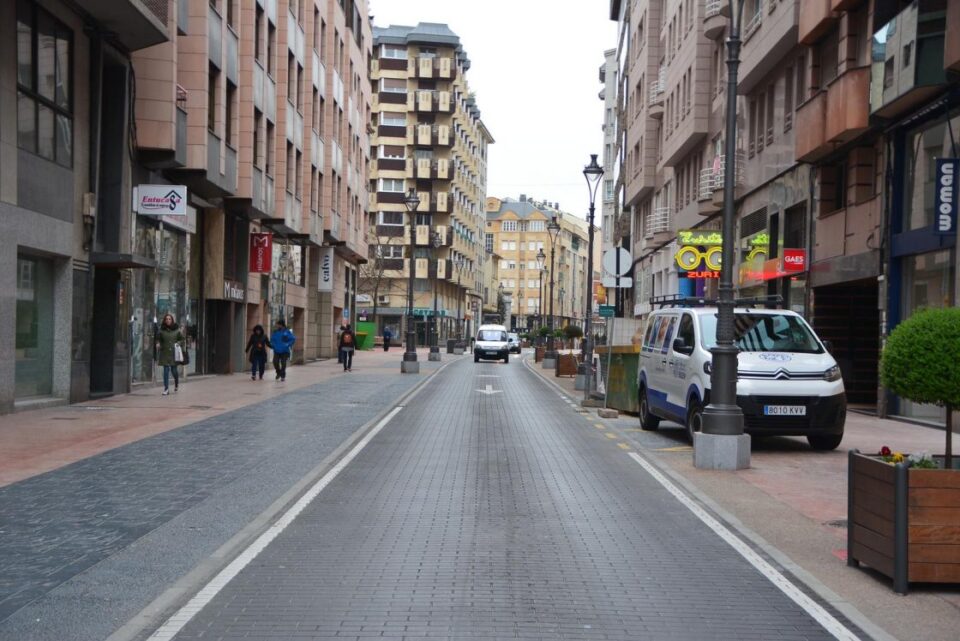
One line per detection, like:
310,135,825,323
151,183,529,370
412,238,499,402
357,229,405,331
880,307,960,468
496,289,507,323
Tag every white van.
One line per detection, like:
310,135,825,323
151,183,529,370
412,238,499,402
637,307,846,450
474,324,510,363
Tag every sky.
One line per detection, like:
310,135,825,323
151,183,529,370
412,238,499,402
368,0,618,221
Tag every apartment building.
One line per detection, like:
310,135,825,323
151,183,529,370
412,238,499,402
610,0,959,421
365,23,493,346
484,196,597,332
130,0,372,376
0,0,167,412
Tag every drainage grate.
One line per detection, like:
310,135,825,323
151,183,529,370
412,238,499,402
825,519,848,529
51,417,78,421
189,405,212,410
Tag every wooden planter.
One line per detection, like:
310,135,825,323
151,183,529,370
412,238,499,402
847,450,960,593
555,353,579,377
534,346,545,363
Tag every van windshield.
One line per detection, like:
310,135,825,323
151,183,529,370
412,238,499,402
700,313,823,354
478,330,507,342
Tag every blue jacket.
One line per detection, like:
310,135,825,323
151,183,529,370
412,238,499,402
270,327,296,355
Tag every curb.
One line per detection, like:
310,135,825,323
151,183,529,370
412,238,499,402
107,358,458,641
520,354,898,641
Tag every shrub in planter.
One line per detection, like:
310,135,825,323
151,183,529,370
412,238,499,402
847,307,960,592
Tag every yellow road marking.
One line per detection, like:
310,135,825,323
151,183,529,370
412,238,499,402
604,432,618,439
652,445,693,452
617,443,632,451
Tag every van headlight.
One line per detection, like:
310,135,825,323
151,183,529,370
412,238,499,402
823,365,842,382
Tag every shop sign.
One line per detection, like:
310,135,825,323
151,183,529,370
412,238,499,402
934,158,957,236
317,247,334,292
676,245,722,272
687,271,720,279
249,233,273,273
677,229,722,246
223,279,245,302
135,185,187,216
782,248,806,272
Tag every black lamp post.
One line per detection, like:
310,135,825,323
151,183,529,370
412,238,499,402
582,154,603,399
401,188,421,373
429,231,442,361
536,248,546,335
545,215,561,362
697,0,749,469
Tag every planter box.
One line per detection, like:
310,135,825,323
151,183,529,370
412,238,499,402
847,450,960,593
534,347,545,363
556,353,579,377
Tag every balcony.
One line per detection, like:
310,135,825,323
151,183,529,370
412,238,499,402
824,66,870,144
648,80,664,118
411,56,458,80
710,151,746,207
414,158,452,181
704,0,726,40
208,5,222,69
645,207,672,239
795,90,829,162
739,0,800,94
697,167,721,216
743,6,762,42
311,130,324,172
798,0,836,45
413,124,452,147
72,0,167,50
225,26,238,84
410,90,453,113
870,1,948,120
313,50,326,97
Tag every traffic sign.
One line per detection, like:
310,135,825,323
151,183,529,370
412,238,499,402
602,248,632,276
599,305,615,317
602,275,632,288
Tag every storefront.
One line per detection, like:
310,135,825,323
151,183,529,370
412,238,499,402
15,254,55,398
887,105,959,422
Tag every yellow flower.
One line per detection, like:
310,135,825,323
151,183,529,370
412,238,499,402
891,452,905,463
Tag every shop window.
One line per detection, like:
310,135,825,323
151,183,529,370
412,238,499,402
15,255,54,398
16,0,73,167
902,111,960,231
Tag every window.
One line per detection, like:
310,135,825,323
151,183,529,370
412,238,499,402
255,6,264,63
16,0,73,166
501,220,518,232
380,112,406,126
381,44,406,59
377,244,404,258
225,82,236,146
795,55,805,107
286,142,295,192
208,67,218,132
509,241,517,251
380,78,406,94
766,85,774,145
783,66,793,131
377,178,405,193
378,211,404,226
265,122,275,175
485,233,493,253
500,259,509,270
528,220,545,232
267,23,276,77
253,109,263,167
528,280,537,289
379,145,404,159
677,313,695,348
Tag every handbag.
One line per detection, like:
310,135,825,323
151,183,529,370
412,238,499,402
174,342,189,365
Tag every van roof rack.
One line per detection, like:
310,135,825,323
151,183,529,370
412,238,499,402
649,294,784,309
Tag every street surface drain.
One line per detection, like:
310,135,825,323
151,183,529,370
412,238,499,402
825,519,847,529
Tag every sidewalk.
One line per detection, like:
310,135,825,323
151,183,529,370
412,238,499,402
0,347,445,488
524,353,960,641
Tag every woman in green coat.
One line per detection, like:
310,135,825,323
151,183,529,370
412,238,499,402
155,313,185,395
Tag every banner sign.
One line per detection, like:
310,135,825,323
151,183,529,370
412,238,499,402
249,233,273,273
934,158,957,236
135,185,187,215
317,247,334,292
782,248,806,272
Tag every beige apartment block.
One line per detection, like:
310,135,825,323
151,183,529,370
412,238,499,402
365,23,493,344
131,0,372,370
484,196,597,332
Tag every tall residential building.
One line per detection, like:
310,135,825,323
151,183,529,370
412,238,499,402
484,196,597,332
599,47,629,315
1,0,167,411
365,23,493,345
610,0,959,422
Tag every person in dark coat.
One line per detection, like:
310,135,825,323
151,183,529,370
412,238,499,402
155,313,184,395
338,324,357,371
383,326,393,352
336,323,347,363
245,325,271,380
270,319,296,381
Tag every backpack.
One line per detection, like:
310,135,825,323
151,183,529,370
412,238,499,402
343,332,353,346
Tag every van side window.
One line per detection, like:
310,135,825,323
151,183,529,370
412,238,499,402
645,317,663,352
677,314,695,348
659,317,677,354
642,319,656,351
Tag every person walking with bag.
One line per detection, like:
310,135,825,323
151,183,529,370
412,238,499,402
382,326,392,352
339,324,357,371
245,324,270,380
155,313,185,396
270,319,296,381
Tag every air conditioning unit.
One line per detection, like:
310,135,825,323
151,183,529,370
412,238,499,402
377,295,390,305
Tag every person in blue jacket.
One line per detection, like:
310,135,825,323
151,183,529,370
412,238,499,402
270,319,296,381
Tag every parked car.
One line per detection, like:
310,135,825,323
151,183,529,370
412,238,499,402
507,333,521,354
474,324,510,363
637,307,846,450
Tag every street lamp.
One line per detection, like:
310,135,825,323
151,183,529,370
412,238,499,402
698,0,750,470
454,254,466,346
428,230,442,362
582,154,603,398
559,286,565,327
544,215,561,364
401,188,421,373
536,248,546,334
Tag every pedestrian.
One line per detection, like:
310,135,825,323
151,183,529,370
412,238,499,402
383,325,392,352
245,324,270,380
270,319,296,381
155,313,185,396
336,323,347,364
339,323,357,371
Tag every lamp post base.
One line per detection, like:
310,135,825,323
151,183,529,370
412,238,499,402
541,357,557,370
693,432,751,470
401,360,420,374
428,347,442,362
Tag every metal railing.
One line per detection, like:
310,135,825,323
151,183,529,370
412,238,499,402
646,207,672,237
699,167,716,200
744,7,762,40
704,0,723,18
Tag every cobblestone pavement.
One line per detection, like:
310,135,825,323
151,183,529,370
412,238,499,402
0,361,443,641
168,355,870,641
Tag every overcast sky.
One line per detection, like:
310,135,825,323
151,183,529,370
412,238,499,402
369,0,618,221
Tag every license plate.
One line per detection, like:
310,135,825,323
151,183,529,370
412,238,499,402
763,405,806,416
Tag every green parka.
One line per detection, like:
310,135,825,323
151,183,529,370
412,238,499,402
156,325,185,367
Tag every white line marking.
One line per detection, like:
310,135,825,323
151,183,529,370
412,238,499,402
475,384,502,395
627,452,862,641
148,406,404,640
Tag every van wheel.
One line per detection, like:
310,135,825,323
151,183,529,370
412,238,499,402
686,401,704,443
808,433,843,451
474,354,480,363
638,386,660,431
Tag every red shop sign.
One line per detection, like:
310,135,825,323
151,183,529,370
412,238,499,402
782,248,806,273
249,232,273,273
